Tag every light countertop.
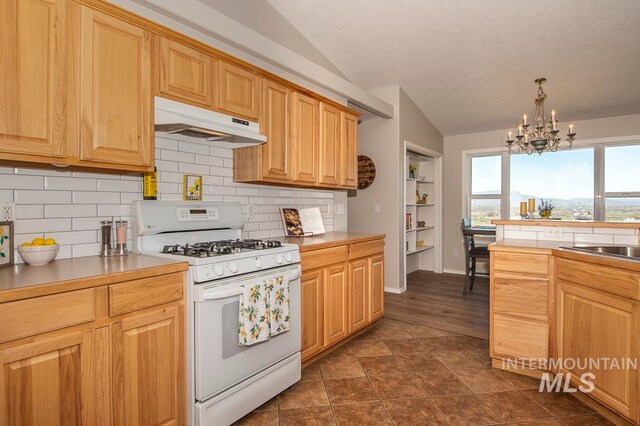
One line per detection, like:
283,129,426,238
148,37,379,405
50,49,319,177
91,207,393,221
0,254,188,303
492,220,640,229
277,232,385,252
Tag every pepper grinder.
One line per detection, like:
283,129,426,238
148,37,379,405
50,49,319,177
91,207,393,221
114,220,129,256
100,220,113,256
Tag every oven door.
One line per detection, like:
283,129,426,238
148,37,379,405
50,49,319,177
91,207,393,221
193,265,301,402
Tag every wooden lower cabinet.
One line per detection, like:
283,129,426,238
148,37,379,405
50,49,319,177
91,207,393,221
301,270,324,361
300,237,385,362
0,330,93,425
0,271,187,425
557,274,640,422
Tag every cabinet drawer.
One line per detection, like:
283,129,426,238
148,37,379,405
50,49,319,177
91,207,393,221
492,314,548,360
556,258,640,300
109,272,184,316
300,246,347,272
493,252,549,277
493,276,548,321
349,239,384,260
0,289,95,343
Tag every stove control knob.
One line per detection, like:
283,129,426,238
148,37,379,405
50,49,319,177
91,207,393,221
284,253,292,262
255,258,262,268
213,264,224,276
275,254,283,264
228,262,238,273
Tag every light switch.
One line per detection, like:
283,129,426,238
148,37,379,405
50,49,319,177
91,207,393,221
374,204,381,213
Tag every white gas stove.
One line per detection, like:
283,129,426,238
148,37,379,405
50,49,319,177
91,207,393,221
132,201,301,426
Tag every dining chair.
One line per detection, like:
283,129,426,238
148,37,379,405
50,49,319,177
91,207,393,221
461,218,490,295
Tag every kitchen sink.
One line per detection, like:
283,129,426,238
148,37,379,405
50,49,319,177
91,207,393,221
563,245,640,262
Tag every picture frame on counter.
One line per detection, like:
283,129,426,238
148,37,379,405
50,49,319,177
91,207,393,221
0,221,14,268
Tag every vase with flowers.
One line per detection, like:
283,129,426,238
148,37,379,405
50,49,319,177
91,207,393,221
538,199,554,219
408,164,416,179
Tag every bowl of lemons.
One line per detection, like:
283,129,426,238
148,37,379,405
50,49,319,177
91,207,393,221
18,237,59,266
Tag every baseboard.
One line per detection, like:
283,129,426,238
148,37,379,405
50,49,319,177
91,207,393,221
384,286,406,294
443,268,465,275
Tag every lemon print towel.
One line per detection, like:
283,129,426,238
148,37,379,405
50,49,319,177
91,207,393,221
267,276,290,336
238,282,270,346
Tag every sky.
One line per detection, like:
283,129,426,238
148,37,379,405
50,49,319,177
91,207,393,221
472,145,640,200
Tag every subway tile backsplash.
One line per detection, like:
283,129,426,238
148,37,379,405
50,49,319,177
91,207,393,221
1,136,335,263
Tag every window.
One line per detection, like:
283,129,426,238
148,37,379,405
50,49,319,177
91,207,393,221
466,140,640,222
510,149,594,220
469,155,502,225
604,145,640,221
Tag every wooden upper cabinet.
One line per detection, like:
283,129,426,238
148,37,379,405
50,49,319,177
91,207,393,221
0,330,94,424
260,80,290,181
112,306,184,426
318,102,341,186
159,37,215,107
341,112,358,188
0,0,66,160
218,61,259,120
290,92,319,184
79,7,153,168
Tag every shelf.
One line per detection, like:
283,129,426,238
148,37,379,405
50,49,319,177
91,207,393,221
416,203,434,207
417,180,434,184
407,245,434,255
415,226,434,231
406,203,416,207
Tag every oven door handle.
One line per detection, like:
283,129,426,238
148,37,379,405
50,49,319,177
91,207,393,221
199,269,300,301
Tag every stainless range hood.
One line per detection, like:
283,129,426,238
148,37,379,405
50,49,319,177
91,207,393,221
154,97,266,147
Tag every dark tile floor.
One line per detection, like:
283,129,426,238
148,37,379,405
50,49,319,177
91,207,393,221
235,318,613,425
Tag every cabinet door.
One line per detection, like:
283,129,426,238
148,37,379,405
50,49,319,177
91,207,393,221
260,80,290,181
323,263,348,346
0,0,66,160
79,7,152,167
349,259,368,333
318,103,341,186
558,281,638,421
290,92,319,184
218,61,259,120
340,112,358,188
159,37,214,106
0,330,94,425
112,306,184,426
368,255,385,321
301,269,323,362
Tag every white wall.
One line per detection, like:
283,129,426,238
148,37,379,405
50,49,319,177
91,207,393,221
348,86,443,291
0,136,336,263
442,113,640,273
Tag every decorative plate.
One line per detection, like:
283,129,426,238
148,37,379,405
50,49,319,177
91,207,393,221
357,155,376,190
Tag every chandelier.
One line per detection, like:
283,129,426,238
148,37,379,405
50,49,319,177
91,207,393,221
505,77,576,155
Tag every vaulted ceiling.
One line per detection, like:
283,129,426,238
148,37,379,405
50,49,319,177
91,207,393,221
267,0,640,135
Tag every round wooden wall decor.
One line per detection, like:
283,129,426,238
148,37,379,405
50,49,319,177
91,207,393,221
357,155,376,189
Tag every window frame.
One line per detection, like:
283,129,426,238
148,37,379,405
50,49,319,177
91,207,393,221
463,136,640,223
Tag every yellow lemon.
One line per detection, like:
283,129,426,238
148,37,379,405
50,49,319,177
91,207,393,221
44,238,56,245
21,242,32,247
31,238,45,246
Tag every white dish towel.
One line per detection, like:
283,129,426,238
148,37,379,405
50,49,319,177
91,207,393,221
267,275,290,336
238,281,270,346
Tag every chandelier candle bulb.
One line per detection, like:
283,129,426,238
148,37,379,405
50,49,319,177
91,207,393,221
523,114,528,125
569,122,574,133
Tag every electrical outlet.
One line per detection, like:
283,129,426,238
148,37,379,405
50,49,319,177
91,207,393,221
543,227,564,239
247,204,255,219
374,204,381,213
453,249,459,257
335,204,345,215
0,202,15,221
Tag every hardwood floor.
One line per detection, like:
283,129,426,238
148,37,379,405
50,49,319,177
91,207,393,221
385,271,489,339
